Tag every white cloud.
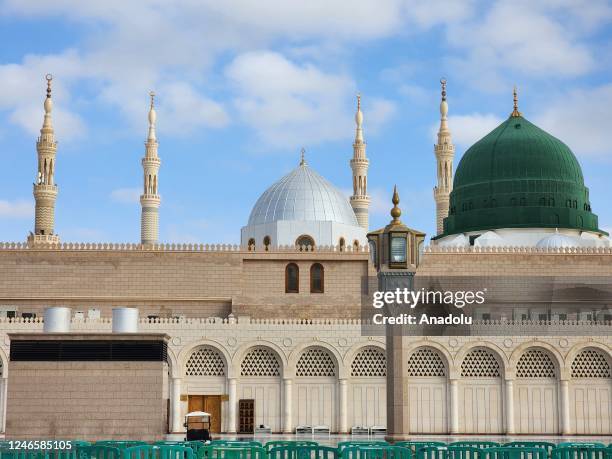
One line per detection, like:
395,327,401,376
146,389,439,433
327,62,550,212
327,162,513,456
535,83,612,160
0,199,34,219
431,113,503,148
110,188,141,204
226,51,356,149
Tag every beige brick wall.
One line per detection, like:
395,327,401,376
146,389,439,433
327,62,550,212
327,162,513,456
0,248,371,319
6,361,168,441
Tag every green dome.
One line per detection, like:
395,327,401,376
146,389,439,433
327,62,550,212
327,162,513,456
441,114,604,237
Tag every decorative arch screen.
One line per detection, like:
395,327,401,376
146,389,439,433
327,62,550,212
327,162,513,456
240,347,281,377
351,347,386,377
296,348,336,377
185,347,226,376
461,348,501,377
407,348,446,377
516,349,556,378
571,349,611,378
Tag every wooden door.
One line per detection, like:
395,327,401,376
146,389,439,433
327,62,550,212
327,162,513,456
239,399,255,434
188,395,221,433
204,396,221,433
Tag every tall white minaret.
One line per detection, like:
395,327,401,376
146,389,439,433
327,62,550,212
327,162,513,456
140,91,161,245
28,74,60,246
350,94,370,230
433,78,455,236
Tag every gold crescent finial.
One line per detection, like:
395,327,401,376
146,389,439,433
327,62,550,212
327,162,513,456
357,93,361,111
440,78,447,101
149,91,155,108
300,147,306,166
511,85,522,117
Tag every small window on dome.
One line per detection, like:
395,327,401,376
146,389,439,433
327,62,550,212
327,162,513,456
353,240,359,251
263,236,271,251
549,198,555,207
573,200,578,209
577,216,584,228
247,238,255,251
468,201,473,210
510,198,517,206
539,197,546,206
296,235,315,250
285,263,299,293
339,237,346,252
520,197,526,206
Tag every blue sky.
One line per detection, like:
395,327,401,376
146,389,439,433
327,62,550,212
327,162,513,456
1,0,611,244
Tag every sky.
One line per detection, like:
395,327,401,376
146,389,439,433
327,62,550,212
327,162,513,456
0,0,611,244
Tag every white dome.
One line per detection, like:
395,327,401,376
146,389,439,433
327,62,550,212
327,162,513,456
248,162,358,226
474,231,504,247
438,233,469,248
536,233,581,249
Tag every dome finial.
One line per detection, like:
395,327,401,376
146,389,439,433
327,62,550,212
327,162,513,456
511,85,522,117
440,78,447,101
390,185,402,224
300,147,306,166
354,93,364,143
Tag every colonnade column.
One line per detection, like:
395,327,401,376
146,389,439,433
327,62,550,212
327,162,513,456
171,377,183,433
449,379,459,434
228,377,237,434
505,379,515,434
283,378,293,433
560,379,571,435
339,378,348,433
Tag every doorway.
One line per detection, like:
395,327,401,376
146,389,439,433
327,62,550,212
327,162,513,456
188,395,221,433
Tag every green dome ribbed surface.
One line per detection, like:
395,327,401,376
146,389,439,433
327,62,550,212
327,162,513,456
441,115,604,237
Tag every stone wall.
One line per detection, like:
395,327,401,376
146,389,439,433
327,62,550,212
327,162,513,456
6,360,168,441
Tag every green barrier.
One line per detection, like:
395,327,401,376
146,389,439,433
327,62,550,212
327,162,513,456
449,444,499,450
197,446,266,459
265,442,319,453
416,446,482,459
76,445,122,459
481,447,548,459
94,444,147,450
0,451,49,459
551,447,608,459
338,443,390,453
268,445,338,459
123,445,194,459
502,443,556,458
341,446,411,459
556,446,606,450
394,444,446,455
207,444,263,449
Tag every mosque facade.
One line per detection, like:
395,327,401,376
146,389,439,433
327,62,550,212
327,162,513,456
0,77,609,437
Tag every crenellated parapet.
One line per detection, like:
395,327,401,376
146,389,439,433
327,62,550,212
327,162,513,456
424,244,612,255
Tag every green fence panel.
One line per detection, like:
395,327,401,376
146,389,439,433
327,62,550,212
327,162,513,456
208,444,262,449
481,447,548,459
265,443,319,453
416,446,482,459
551,447,608,459
76,445,122,459
197,446,267,459
0,450,47,459
268,445,338,459
123,445,195,459
395,444,446,454
338,443,389,453
502,443,556,458
449,443,499,450
555,446,605,451
94,444,147,450
341,446,411,459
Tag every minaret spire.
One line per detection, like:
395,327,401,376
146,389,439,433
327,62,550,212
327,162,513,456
28,74,60,246
140,90,161,245
433,78,455,236
350,93,370,230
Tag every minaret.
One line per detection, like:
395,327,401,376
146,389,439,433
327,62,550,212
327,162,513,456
28,74,60,246
140,91,161,245
433,78,455,236
350,94,370,230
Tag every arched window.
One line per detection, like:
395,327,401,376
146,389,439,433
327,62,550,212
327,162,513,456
407,348,446,377
461,348,501,378
310,263,324,293
351,347,386,377
339,237,346,251
285,263,299,293
571,348,611,378
185,347,226,376
577,215,584,227
247,238,255,251
263,236,271,251
520,197,526,206
296,347,336,377
353,240,359,251
240,347,281,377
296,235,315,250
516,349,556,378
